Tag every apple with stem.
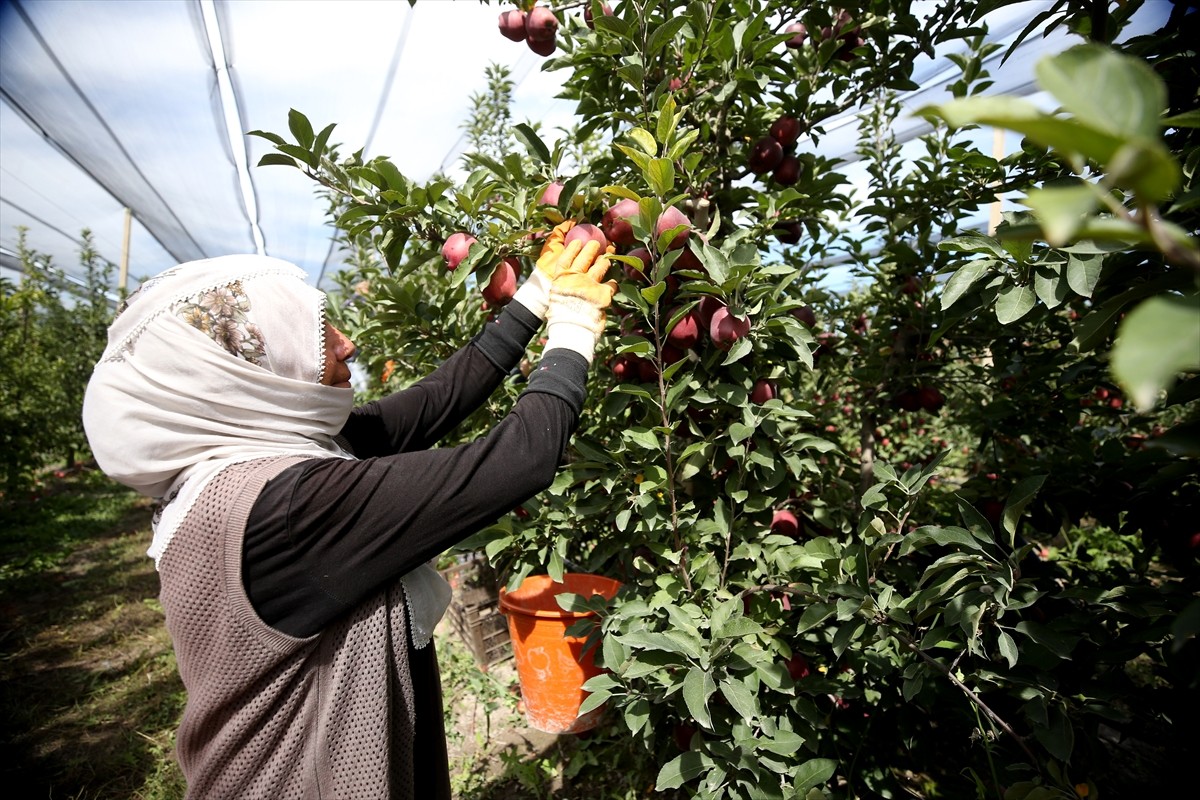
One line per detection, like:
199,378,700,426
749,136,784,174
666,308,701,349
441,232,476,271
481,257,520,307
709,306,750,350
751,378,778,405
498,9,527,42
656,206,692,250
601,198,640,247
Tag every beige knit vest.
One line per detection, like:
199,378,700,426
157,456,419,799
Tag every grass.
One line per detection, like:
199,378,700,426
0,467,668,799
0,467,185,799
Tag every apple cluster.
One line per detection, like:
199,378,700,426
783,8,865,63
497,4,559,57
596,198,757,382
891,385,945,414
497,2,612,57
747,114,804,187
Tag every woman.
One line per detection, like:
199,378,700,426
82,224,616,799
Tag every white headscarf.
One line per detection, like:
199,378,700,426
83,254,449,647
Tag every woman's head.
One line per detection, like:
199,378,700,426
83,255,355,498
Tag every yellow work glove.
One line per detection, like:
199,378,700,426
544,255,618,363
513,221,614,319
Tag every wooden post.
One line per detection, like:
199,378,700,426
119,207,131,294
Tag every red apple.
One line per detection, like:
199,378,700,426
751,378,777,404
527,35,556,56
624,246,653,282
498,9,527,41
655,206,692,250
709,306,750,349
673,245,705,274
565,223,609,250
661,343,687,365
771,508,800,537
666,309,701,349
773,155,802,186
784,21,807,48
583,2,612,29
673,722,697,751
769,115,803,147
792,305,817,327
481,257,520,307
837,34,864,61
539,181,563,206
610,355,636,382
893,388,922,412
637,356,659,383
748,136,784,174
601,198,640,247
785,652,810,680
525,6,558,41
774,221,802,244
918,386,945,413
697,296,724,329
441,231,476,270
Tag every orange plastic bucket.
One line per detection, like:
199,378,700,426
498,573,621,734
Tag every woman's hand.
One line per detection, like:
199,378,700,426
513,221,616,320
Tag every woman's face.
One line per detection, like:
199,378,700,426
321,322,357,389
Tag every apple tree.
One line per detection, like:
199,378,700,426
252,0,1197,796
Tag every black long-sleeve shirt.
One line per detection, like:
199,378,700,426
242,302,588,638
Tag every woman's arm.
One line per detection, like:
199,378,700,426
242,350,586,638
337,301,540,457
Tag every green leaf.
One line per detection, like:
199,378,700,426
719,678,759,722
1003,475,1047,546
758,729,806,757
995,283,1036,324
695,241,730,285
513,123,551,164
1032,705,1075,763
548,547,565,583
722,336,753,366
615,143,652,172
997,630,1019,668
683,667,716,729
1111,293,1200,411
1163,109,1200,128
793,758,838,792
1035,44,1166,141
576,687,610,716
667,128,701,162
1065,252,1104,298
646,16,689,57
627,127,658,156
646,158,676,197
1032,263,1069,309
641,281,668,304
940,262,991,310
655,752,710,791
938,234,1009,259
287,108,314,149
1022,184,1098,246
257,153,299,168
